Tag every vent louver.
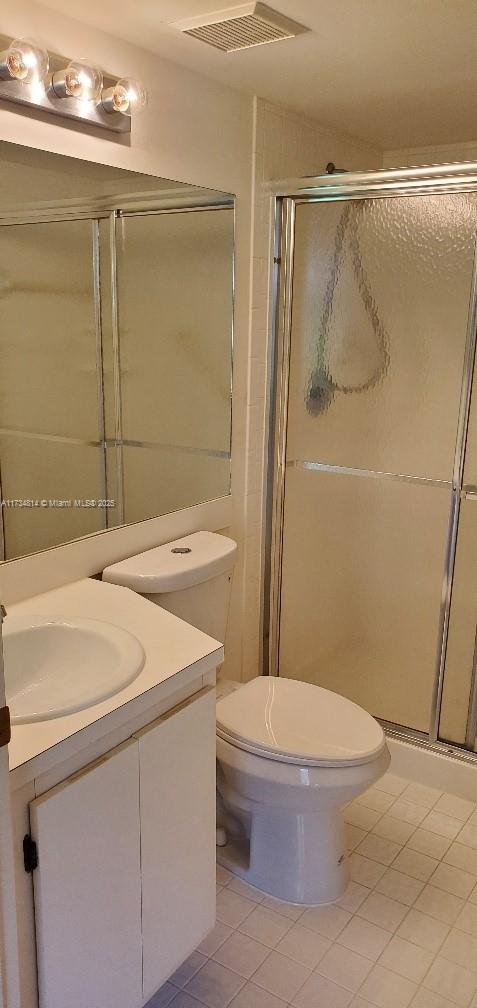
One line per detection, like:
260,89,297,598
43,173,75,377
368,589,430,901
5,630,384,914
172,3,309,53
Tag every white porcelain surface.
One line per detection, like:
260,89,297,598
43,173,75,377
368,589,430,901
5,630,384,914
4,614,145,724
103,531,237,593
216,678,386,767
7,578,223,778
216,733,390,904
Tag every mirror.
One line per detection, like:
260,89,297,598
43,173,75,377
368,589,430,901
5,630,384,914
0,143,234,561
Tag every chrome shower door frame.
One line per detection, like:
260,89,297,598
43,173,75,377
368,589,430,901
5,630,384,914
265,163,477,754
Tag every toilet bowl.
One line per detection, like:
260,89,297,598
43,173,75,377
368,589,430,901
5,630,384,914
216,676,390,905
103,533,389,907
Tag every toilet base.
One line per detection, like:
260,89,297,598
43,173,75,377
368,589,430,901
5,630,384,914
217,794,349,905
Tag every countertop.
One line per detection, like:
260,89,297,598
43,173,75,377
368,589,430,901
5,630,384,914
7,577,223,782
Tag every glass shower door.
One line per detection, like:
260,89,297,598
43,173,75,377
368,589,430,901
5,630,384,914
276,194,477,735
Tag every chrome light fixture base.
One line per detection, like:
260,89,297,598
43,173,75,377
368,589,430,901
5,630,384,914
0,38,131,134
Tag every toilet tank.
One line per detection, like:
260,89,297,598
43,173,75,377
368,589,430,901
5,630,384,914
102,531,237,642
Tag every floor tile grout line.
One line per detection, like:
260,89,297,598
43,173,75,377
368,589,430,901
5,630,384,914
369,831,477,905
343,825,477,969
344,786,477,1006
348,791,477,905
346,918,449,1004
361,784,477,850
361,789,439,859
201,912,477,986
219,871,314,933
245,947,312,1003
160,777,477,1008
207,779,477,1008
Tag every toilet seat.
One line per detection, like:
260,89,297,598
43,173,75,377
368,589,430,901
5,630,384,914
216,677,386,768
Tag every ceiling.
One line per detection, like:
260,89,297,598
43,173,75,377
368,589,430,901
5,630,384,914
43,0,477,150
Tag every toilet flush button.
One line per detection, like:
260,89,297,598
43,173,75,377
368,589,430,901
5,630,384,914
171,547,192,554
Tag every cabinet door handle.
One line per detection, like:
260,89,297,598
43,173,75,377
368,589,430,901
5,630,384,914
0,705,11,748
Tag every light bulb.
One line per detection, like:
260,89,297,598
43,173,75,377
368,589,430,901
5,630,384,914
52,58,103,101
102,77,148,116
0,38,49,84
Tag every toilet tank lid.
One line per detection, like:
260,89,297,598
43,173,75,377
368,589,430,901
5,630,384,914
102,531,237,593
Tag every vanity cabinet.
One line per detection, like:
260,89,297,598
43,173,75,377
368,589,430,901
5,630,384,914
138,689,216,1001
28,687,216,1008
30,740,142,1008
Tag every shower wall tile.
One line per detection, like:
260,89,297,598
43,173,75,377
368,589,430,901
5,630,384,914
383,141,477,169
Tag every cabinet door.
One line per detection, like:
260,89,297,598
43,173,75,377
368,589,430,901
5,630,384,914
137,688,216,1001
30,740,142,1008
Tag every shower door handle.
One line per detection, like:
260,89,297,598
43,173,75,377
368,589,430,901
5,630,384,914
461,487,477,501
463,489,477,747
465,626,477,749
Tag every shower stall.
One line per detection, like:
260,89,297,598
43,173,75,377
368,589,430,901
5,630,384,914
265,162,477,757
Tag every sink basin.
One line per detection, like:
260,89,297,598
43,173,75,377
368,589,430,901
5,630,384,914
3,615,145,724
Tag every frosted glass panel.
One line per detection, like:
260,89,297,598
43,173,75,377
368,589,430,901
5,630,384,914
287,195,477,479
279,468,451,732
116,210,233,459
0,436,104,557
117,446,230,525
113,208,233,518
0,219,105,559
439,499,477,745
0,220,98,440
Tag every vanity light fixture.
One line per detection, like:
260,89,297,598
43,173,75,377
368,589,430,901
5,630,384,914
101,77,148,116
0,37,49,84
0,32,148,133
51,58,103,101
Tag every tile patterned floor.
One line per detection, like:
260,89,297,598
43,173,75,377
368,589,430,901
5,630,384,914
147,772,477,1008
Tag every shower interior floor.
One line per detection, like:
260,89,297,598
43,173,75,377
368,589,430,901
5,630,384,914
148,769,477,1008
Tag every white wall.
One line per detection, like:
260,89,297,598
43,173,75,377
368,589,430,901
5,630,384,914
240,99,381,682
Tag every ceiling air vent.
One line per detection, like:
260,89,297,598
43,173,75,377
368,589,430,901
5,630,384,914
172,3,309,53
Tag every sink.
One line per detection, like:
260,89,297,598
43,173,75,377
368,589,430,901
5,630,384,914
3,615,145,724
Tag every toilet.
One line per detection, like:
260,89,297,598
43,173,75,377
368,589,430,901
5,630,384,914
216,677,389,904
103,531,390,906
